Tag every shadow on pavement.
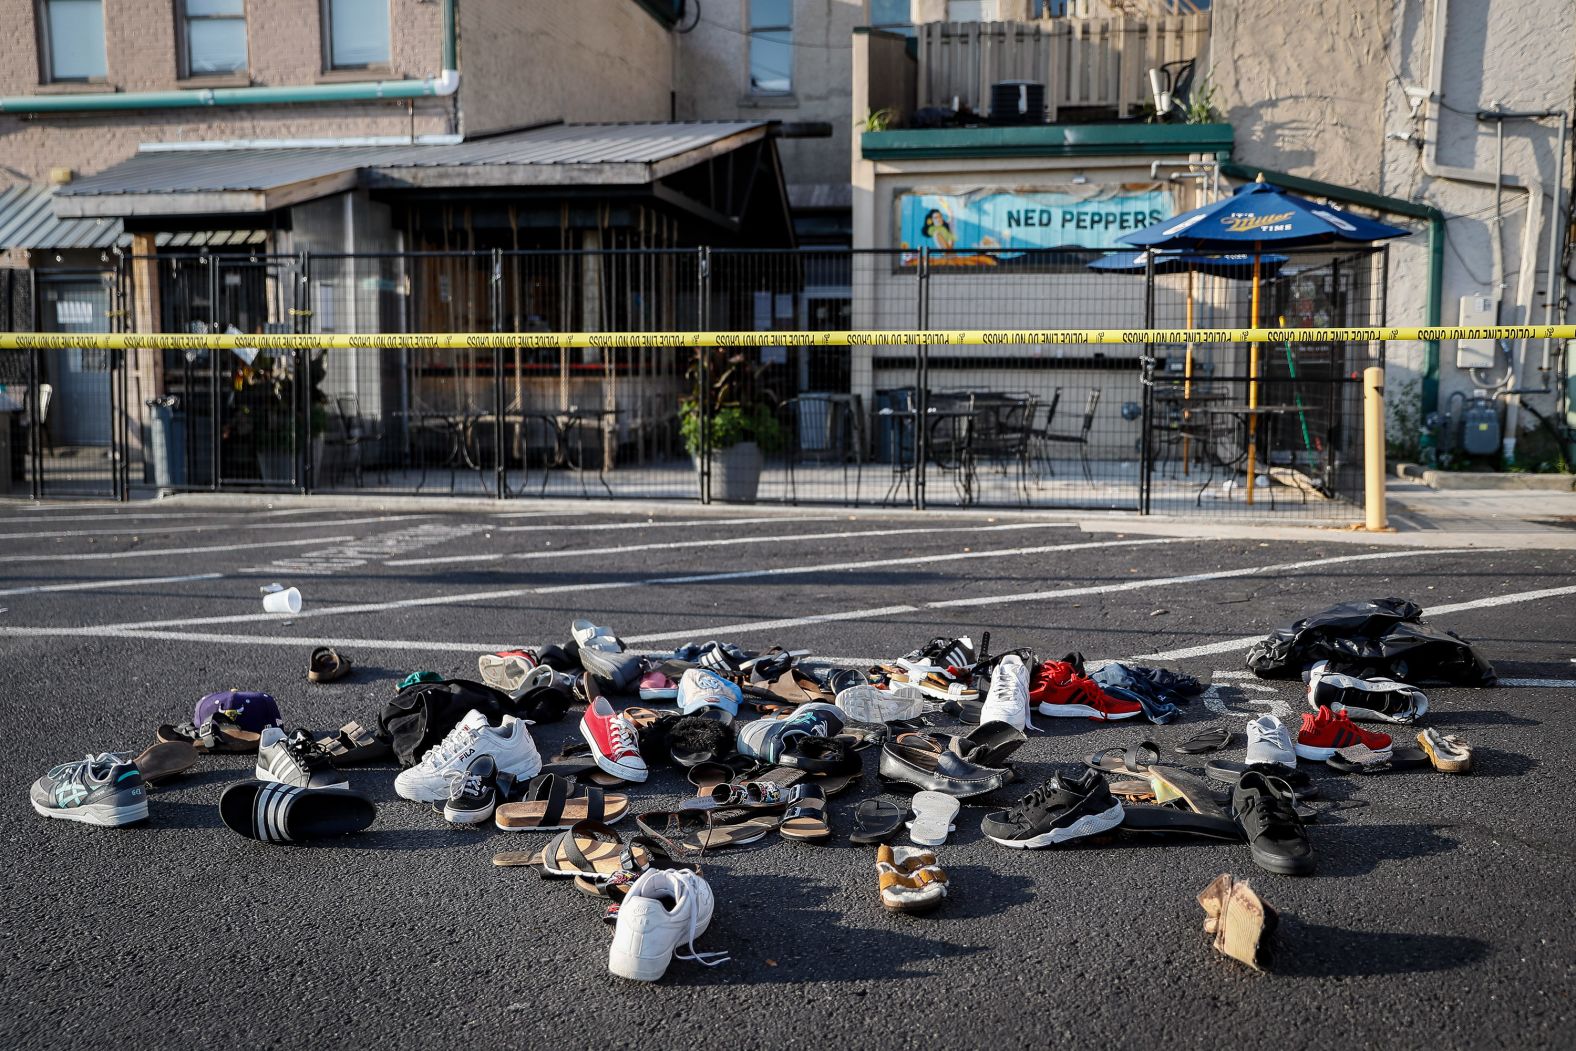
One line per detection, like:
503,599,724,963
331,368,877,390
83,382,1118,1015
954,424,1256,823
1309,822,1459,877
684,872,988,986
1276,921,1491,977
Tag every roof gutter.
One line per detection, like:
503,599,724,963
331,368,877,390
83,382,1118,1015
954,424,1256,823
1219,161,1446,430
0,0,458,115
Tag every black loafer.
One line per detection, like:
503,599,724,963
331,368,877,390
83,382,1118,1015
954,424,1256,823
878,732,1013,797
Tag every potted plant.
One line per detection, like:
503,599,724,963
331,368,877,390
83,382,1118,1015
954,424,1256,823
679,347,788,503
223,351,328,486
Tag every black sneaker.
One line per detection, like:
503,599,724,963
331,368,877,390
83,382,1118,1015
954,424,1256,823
256,727,348,791
446,754,499,826
1232,770,1315,876
981,768,1124,848
30,753,148,827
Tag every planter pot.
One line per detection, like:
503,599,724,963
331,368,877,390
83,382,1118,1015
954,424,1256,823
256,449,295,487
694,441,764,503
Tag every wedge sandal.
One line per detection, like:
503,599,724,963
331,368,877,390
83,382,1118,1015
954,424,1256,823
494,774,630,831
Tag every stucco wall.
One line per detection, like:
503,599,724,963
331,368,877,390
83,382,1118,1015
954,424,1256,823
676,0,862,190
1214,0,1576,449
457,0,675,136
0,0,450,183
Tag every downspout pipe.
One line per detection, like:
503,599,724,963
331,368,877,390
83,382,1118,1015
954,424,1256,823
0,0,458,115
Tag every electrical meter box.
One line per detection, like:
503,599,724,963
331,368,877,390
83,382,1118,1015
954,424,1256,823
1455,295,1498,369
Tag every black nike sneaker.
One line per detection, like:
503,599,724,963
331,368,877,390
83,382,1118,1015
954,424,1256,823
981,767,1124,848
30,753,148,827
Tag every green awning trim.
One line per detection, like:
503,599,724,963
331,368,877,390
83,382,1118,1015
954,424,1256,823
861,122,1233,160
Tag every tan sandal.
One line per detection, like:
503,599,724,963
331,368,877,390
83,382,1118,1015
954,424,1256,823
876,844,949,913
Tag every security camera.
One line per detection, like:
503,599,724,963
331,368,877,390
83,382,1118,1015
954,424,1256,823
1149,68,1173,117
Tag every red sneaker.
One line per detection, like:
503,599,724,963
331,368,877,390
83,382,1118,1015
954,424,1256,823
1294,705,1393,761
580,698,648,782
1030,660,1143,721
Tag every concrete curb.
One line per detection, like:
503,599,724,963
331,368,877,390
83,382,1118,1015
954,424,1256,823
1394,462,1576,491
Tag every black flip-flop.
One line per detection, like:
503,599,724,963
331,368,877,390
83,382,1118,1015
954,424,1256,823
1176,726,1232,755
849,797,904,845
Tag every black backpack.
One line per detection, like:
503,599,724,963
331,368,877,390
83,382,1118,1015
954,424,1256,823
379,679,509,768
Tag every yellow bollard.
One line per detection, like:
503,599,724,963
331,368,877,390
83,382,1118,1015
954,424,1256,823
1363,366,1388,531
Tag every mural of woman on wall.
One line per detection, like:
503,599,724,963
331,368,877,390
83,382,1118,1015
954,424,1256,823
921,208,957,250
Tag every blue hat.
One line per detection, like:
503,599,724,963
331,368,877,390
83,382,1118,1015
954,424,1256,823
194,690,283,733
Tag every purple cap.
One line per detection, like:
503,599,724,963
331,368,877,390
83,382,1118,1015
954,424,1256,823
194,691,282,733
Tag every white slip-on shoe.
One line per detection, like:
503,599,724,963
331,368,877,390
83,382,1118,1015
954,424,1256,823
1244,715,1297,768
608,868,727,981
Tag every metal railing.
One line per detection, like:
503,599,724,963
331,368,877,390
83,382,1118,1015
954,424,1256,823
0,244,1383,520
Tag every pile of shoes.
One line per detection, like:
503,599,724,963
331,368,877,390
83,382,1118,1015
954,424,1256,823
29,595,1494,981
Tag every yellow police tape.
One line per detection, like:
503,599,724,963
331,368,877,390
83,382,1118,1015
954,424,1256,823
0,324,1571,351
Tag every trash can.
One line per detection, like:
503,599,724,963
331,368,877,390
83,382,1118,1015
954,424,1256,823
146,396,186,490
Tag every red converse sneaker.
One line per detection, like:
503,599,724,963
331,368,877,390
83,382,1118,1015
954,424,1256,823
1030,660,1142,721
1294,705,1393,761
580,698,648,782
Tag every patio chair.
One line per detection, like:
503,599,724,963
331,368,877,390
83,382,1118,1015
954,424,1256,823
969,392,1039,505
20,383,53,456
1033,387,1101,486
322,395,382,488
781,393,866,507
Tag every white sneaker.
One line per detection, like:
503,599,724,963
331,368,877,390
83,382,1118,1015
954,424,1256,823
608,869,728,981
1244,715,1296,768
979,654,1030,731
394,709,541,803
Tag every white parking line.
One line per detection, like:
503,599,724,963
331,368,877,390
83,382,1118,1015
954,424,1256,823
1129,580,1576,662
494,515,836,533
0,507,355,525
0,573,222,597
74,537,1189,633
0,625,506,652
0,534,357,565
622,547,1480,644
0,513,433,542
386,521,1081,567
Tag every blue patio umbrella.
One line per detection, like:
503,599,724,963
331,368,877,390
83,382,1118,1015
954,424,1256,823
1118,176,1411,502
1087,249,1289,277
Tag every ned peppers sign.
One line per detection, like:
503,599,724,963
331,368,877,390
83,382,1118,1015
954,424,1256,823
897,186,1174,265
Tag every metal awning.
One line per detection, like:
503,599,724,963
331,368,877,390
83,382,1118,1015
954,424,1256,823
0,184,123,249
53,121,774,218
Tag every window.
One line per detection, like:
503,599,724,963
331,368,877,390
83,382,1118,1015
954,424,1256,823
748,0,792,95
324,0,390,70
946,0,998,20
181,0,247,77
868,0,913,36
38,0,106,82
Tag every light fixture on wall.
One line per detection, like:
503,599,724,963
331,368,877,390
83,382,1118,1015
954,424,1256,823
1072,172,1088,184
1149,68,1174,117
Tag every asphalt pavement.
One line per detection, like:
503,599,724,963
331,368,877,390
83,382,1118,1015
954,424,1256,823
0,499,1572,1050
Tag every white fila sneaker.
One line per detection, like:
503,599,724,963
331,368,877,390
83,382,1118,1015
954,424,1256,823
393,709,541,803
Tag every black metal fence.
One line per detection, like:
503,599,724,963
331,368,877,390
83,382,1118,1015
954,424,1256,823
0,246,1384,519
